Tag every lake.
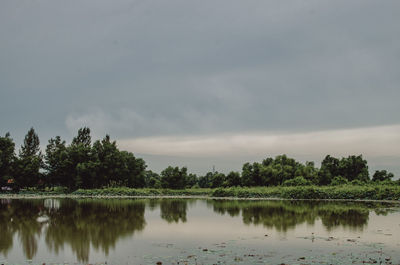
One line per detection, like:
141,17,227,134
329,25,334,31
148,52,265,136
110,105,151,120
0,198,399,264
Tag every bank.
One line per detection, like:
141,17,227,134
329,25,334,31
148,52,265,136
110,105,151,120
1,185,400,201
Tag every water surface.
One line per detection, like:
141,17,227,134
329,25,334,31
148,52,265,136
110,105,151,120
0,198,399,264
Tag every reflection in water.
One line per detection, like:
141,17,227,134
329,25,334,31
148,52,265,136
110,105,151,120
0,198,396,262
209,200,393,232
45,199,146,262
0,199,146,262
159,199,189,223
0,199,44,259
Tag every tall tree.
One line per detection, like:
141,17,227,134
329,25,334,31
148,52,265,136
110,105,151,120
0,133,15,187
68,127,94,189
44,136,69,187
120,151,147,188
14,128,43,189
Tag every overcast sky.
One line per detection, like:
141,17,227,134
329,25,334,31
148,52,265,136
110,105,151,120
1,0,400,175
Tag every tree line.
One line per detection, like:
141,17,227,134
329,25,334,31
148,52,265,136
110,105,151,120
0,127,397,191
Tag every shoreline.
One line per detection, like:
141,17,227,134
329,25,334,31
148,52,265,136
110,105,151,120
1,193,399,204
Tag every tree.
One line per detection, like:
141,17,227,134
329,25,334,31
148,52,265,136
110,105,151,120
120,151,146,188
210,172,226,188
198,172,212,188
0,133,15,187
185,173,198,188
225,171,241,187
144,170,161,188
44,136,69,187
318,155,340,185
241,163,255,186
372,170,394,182
338,155,369,182
92,135,123,187
160,166,187,189
14,128,43,189
67,127,94,189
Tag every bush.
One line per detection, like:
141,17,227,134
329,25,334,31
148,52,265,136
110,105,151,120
350,179,367,186
330,176,348,186
283,176,312,186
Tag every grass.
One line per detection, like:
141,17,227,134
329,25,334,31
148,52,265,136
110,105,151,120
2,185,400,201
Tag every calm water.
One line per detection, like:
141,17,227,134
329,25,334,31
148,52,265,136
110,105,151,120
0,198,399,265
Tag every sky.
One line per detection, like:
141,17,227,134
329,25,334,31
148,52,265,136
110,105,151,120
1,0,400,176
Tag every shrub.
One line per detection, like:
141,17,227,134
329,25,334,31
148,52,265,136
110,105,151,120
283,176,312,186
330,176,348,186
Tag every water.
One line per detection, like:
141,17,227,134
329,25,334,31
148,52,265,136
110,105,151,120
0,198,399,264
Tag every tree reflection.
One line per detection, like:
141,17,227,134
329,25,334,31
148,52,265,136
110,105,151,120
153,199,191,223
0,199,146,262
0,199,44,259
207,200,390,232
0,198,397,262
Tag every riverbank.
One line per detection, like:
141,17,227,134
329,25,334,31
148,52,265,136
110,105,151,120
1,185,400,201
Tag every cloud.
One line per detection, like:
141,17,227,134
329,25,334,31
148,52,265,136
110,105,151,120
118,124,400,159
1,0,400,174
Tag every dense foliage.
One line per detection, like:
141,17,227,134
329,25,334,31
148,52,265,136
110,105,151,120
0,127,398,191
1,128,145,190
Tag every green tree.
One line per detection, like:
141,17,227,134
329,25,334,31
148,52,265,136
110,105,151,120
372,170,394,182
13,128,43,189
160,166,187,189
185,173,198,188
241,162,255,186
338,155,369,182
318,155,340,185
0,133,15,187
198,172,212,188
144,170,161,188
67,127,94,189
210,172,226,188
44,136,69,187
120,151,146,188
225,171,241,187
92,135,122,187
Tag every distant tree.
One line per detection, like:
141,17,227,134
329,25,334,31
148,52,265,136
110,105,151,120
318,155,340,185
145,170,161,188
92,135,123,187
0,133,15,187
68,127,94,189
71,127,91,147
225,171,241,187
338,155,369,182
44,136,69,187
296,161,318,184
210,172,226,188
185,173,198,188
198,172,213,188
13,128,43,189
121,151,146,188
242,155,302,187
241,163,255,186
372,170,394,182
160,166,188,189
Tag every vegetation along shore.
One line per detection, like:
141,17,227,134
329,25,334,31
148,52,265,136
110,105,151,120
1,127,399,200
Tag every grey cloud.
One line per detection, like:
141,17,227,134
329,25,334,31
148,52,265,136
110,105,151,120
1,0,400,173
